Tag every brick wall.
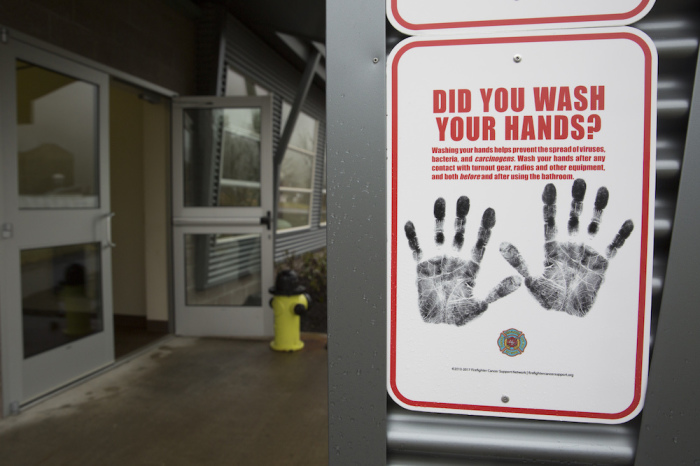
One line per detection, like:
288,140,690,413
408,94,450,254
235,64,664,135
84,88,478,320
0,0,197,94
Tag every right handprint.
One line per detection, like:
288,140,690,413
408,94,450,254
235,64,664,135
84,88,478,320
499,178,634,317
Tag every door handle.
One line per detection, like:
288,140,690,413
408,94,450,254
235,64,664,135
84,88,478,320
260,211,272,230
105,212,116,248
1,223,12,239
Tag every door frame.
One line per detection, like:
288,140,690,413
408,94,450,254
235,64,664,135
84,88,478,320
172,95,275,337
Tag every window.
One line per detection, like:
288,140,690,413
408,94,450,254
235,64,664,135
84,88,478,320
225,66,321,232
277,102,319,232
182,107,262,208
225,68,269,97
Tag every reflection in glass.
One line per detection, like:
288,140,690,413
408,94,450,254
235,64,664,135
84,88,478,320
278,191,312,230
183,108,262,207
320,191,327,225
225,68,269,97
185,234,262,306
279,148,314,189
16,60,99,209
21,243,103,358
281,103,318,152
278,104,319,231
320,153,327,225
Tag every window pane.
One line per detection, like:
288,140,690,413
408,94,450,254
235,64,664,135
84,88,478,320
225,68,269,97
219,130,261,206
281,103,318,152
185,234,262,306
22,243,103,358
183,108,261,207
16,60,99,209
278,191,311,230
277,104,319,232
279,149,314,189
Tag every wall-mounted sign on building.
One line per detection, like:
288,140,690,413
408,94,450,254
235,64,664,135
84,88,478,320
387,28,657,423
387,0,656,34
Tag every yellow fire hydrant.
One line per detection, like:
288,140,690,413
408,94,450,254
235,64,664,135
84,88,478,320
269,270,311,352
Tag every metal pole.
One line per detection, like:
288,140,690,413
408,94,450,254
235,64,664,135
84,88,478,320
326,0,387,463
634,42,700,466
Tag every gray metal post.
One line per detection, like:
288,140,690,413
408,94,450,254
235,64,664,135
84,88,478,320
326,0,387,463
634,46,700,466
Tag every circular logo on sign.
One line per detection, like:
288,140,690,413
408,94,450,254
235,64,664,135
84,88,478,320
498,329,527,357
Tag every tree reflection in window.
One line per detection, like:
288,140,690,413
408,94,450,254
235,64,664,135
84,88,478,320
183,107,262,208
219,110,262,207
278,103,319,231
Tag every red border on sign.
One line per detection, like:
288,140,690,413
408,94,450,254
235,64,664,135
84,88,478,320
390,0,652,32
389,32,653,421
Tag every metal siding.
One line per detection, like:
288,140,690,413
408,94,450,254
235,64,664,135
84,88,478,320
272,94,283,163
275,228,326,263
327,0,389,462
387,404,637,465
634,18,700,466
310,119,326,228
384,8,700,466
199,236,262,288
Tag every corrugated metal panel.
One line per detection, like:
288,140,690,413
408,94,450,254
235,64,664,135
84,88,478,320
310,119,327,228
386,8,699,465
192,234,262,289
205,236,261,286
275,228,326,262
640,14,699,343
272,94,283,164
387,404,638,465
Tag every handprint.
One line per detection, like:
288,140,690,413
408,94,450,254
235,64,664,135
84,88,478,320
404,197,522,326
499,179,634,317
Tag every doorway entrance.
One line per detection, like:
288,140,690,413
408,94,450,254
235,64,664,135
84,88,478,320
109,80,171,358
172,96,275,337
0,39,173,414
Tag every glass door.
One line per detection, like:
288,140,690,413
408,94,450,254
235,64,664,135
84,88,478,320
172,96,274,336
0,40,113,411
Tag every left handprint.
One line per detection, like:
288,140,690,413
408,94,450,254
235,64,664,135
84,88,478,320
404,196,522,326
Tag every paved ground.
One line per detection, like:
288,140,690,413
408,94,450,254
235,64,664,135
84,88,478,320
0,335,328,465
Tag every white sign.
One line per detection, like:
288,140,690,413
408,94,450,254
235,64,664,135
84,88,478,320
387,28,657,423
388,0,656,35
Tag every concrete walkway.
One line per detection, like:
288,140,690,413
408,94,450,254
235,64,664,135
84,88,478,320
0,335,328,465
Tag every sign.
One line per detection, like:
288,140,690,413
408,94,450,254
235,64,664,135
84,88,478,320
387,0,656,35
387,28,657,423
